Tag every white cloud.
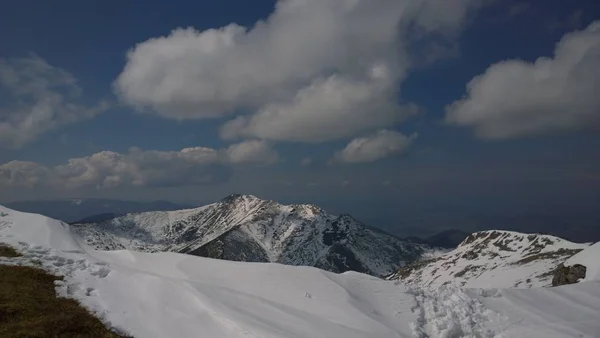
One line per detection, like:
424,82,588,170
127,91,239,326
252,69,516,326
49,148,226,189
220,70,418,142
225,140,278,165
115,0,485,142
332,130,417,163
0,55,109,147
0,161,50,188
446,21,600,139
0,142,278,189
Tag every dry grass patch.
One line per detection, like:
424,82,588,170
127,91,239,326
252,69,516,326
0,244,130,338
0,245,21,258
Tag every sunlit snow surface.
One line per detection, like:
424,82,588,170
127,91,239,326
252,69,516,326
391,230,591,289
1,205,599,338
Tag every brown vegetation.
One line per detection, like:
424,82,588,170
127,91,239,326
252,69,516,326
0,245,21,258
0,244,130,338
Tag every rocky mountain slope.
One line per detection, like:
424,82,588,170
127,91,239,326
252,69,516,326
72,194,434,276
389,230,591,288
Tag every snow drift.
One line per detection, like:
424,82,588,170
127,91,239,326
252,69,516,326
1,205,599,338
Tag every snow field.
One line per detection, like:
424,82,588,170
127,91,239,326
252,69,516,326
2,205,600,338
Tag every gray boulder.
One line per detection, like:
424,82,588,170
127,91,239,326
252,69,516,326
552,264,587,286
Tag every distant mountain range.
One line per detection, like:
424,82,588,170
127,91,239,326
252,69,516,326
390,210,600,244
4,199,193,223
6,195,595,285
7,198,599,245
71,194,438,277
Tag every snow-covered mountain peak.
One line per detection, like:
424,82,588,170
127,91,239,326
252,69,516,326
391,230,590,289
72,195,434,276
219,194,327,220
220,193,265,205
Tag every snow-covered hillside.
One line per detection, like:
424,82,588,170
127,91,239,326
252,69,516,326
565,242,600,282
71,194,431,276
2,205,600,338
389,230,590,289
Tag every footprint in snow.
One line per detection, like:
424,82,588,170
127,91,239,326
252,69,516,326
91,266,111,279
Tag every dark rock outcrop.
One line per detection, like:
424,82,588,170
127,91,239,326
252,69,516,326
552,263,587,286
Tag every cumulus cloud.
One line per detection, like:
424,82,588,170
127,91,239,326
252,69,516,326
446,21,600,139
0,141,278,189
0,161,50,188
115,0,484,142
220,70,418,142
225,140,278,165
332,130,417,163
0,55,109,147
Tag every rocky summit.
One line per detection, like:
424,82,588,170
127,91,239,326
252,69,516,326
71,194,436,276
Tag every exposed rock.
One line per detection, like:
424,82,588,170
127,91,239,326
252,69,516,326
71,194,436,277
389,230,590,288
514,248,583,265
552,263,587,286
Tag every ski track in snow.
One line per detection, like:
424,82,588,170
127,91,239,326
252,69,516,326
407,286,503,338
2,242,508,338
1,237,503,338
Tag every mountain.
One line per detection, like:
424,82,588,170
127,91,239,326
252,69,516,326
389,230,591,288
390,209,600,245
5,198,192,223
71,194,434,276
2,204,600,338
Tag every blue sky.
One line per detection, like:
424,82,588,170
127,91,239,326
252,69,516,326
1,0,599,228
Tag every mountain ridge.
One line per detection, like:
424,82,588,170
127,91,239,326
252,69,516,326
72,194,435,276
389,230,591,288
